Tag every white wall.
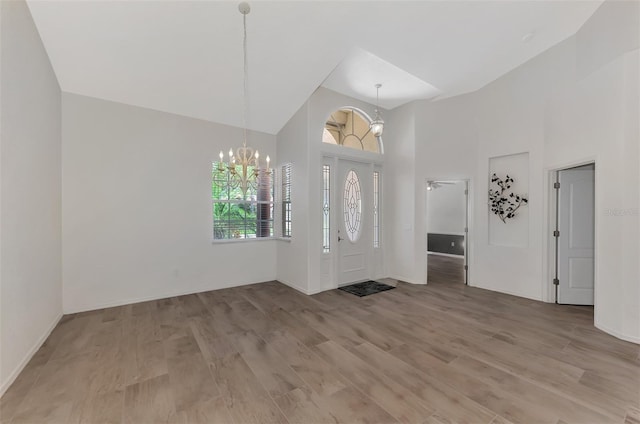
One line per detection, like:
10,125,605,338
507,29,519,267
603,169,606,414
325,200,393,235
59,0,637,344
426,181,466,235
276,103,310,293
412,94,477,285
0,0,62,394
62,94,277,313
384,102,420,284
276,87,387,293
408,0,639,342
545,0,639,342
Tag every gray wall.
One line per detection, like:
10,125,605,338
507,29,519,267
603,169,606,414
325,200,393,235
1,0,63,395
427,234,465,256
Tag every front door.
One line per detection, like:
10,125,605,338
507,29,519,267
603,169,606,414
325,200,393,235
557,165,595,305
337,160,372,285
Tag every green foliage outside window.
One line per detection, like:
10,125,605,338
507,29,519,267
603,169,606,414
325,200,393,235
212,165,273,240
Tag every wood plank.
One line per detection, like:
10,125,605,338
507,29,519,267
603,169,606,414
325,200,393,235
166,352,219,412
3,279,638,424
163,333,201,359
157,298,192,341
189,315,238,361
123,374,175,424
263,329,348,397
169,397,234,424
274,387,341,424
625,406,640,424
210,352,288,424
101,304,132,323
313,340,434,423
387,344,558,424
451,355,619,423
67,390,123,424
233,330,306,398
9,351,96,423
0,362,43,423
267,307,329,346
350,342,496,424
310,386,399,424
124,339,168,386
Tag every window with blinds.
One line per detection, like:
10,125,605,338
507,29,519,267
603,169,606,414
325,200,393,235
212,166,274,240
281,163,292,237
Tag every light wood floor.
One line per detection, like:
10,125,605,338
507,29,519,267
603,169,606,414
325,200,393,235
428,254,465,284
1,279,639,424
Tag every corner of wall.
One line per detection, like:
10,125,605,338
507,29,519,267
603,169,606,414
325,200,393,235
0,313,62,397
594,319,640,344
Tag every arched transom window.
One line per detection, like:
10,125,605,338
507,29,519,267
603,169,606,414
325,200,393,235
323,107,381,153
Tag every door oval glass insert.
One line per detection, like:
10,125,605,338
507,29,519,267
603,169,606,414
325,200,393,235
343,170,362,242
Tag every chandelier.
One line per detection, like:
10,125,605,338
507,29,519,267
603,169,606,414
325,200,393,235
215,2,270,198
370,83,384,137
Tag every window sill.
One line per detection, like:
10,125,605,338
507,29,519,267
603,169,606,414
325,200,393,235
277,237,292,243
212,237,277,245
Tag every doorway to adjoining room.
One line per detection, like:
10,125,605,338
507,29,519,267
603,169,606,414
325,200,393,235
553,163,595,305
426,180,468,285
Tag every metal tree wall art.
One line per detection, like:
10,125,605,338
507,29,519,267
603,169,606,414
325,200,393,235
489,173,528,223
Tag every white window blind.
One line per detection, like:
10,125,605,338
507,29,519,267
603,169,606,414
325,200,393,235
212,165,274,240
282,163,292,237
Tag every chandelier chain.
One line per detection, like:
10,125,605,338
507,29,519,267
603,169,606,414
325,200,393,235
214,2,269,200
242,10,248,147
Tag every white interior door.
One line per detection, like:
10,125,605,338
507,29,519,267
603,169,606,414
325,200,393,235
558,165,595,305
337,160,372,285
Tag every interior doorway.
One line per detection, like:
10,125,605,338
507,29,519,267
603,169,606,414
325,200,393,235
426,180,469,285
553,163,595,305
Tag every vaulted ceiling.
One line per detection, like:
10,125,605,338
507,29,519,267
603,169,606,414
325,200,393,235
27,0,602,135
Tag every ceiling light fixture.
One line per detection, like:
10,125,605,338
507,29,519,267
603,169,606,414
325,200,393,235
370,83,384,137
216,2,270,198
427,181,455,191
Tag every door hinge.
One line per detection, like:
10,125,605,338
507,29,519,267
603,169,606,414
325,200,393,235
464,227,468,233
554,182,560,189
553,230,560,237
553,278,559,286
464,265,468,271
464,189,468,195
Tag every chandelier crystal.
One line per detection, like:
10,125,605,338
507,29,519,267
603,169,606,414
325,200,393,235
215,2,270,198
370,83,384,137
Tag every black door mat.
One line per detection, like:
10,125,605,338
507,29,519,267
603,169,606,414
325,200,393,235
338,281,395,297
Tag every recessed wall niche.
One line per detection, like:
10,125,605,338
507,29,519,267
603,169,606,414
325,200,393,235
488,152,529,248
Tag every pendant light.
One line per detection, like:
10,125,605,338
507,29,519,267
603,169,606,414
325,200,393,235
216,2,270,198
370,83,384,137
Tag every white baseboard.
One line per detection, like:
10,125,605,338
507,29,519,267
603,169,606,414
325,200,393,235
63,279,275,314
427,251,465,259
469,282,543,301
275,278,314,295
0,312,62,398
305,286,327,295
595,320,640,345
389,275,426,285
